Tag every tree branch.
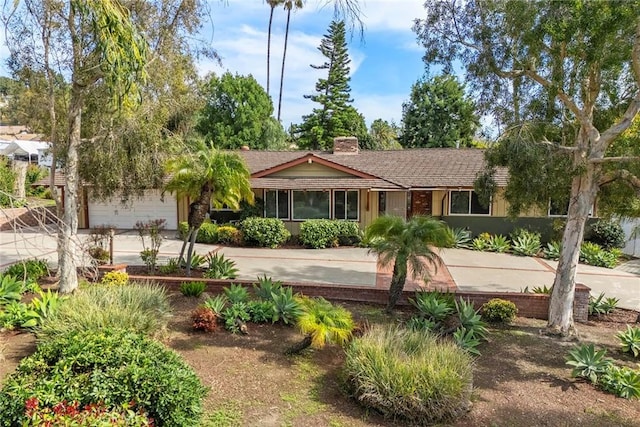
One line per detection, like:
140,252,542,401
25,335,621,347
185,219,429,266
538,138,578,152
599,169,640,189
590,156,640,163
525,69,585,121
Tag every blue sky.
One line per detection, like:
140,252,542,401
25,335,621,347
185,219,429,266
203,0,428,128
0,0,428,128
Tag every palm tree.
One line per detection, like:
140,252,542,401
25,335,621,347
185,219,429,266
164,141,254,275
266,0,284,96
277,0,303,122
365,215,449,312
286,296,355,354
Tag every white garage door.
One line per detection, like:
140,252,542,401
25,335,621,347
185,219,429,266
88,190,178,229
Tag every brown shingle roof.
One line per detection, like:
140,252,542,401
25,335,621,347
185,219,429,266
251,177,401,190
239,148,508,188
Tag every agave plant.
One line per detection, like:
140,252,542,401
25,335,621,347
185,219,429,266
204,253,238,279
409,291,455,324
616,325,640,358
453,327,482,356
253,275,283,301
565,344,612,383
203,294,228,318
511,233,541,256
487,234,510,253
455,298,488,341
543,241,561,260
272,287,303,325
600,365,640,399
223,283,249,304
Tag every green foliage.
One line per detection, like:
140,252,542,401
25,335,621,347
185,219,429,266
247,300,276,323
452,327,482,356
566,344,613,384
543,241,561,260
0,329,207,426
294,297,355,349
510,229,541,256
455,298,488,342
400,74,479,148
22,399,152,426
37,284,172,341
25,165,47,195
0,157,16,207
600,365,640,399
588,292,619,316
272,287,303,325
88,246,110,264
26,290,66,328
240,217,290,248
4,259,49,282
185,253,207,269
204,253,238,279
135,219,166,273
486,234,510,253
410,290,455,323
253,275,283,300
444,227,472,249
344,325,473,425
203,294,228,318
0,275,23,306
179,221,219,244
192,307,218,332
159,257,181,274
100,270,129,286
299,219,360,249
587,220,626,250
405,316,437,332
530,285,553,295
223,284,249,304
222,302,250,333
471,236,488,251
180,281,206,297
368,119,401,150
0,301,39,330
217,226,241,245
580,242,619,268
296,21,367,150
196,72,285,149
480,298,518,324
617,325,640,358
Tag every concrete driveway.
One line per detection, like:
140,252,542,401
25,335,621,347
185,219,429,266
1,228,638,310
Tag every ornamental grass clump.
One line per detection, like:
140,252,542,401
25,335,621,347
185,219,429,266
344,325,473,425
37,283,171,341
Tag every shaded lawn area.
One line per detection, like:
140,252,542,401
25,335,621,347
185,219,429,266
2,294,639,427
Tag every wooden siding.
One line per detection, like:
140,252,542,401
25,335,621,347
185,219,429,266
268,162,354,178
177,195,189,224
359,190,378,229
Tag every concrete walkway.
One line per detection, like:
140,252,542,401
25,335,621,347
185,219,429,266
1,228,638,310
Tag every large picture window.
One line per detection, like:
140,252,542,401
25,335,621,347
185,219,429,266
264,190,289,219
449,190,490,215
334,190,359,220
293,191,330,220
548,199,594,217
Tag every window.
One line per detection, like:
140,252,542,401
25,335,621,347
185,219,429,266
334,190,359,220
264,190,289,219
449,190,490,215
548,199,594,217
292,190,330,220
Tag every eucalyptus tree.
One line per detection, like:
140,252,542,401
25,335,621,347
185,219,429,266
415,0,640,335
164,142,254,275
4,0,209,293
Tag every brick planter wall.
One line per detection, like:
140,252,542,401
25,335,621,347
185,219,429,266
0,206,57,231
126,273,591,323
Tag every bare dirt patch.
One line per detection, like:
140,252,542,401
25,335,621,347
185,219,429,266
1,295,639,427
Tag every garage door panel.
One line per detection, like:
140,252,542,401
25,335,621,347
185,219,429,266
88,190,177,229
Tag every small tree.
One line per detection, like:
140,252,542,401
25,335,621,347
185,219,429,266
134,219,166,273
365,216,449,312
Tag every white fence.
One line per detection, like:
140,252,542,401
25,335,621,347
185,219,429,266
620,219,640,257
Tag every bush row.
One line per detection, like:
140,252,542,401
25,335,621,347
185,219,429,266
178,217,361,249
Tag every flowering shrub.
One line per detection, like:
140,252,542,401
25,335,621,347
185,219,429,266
23,398,152,426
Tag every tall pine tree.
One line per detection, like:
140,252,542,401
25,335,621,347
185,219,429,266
296,20,367,150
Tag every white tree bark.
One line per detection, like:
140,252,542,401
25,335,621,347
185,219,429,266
11,161,28,200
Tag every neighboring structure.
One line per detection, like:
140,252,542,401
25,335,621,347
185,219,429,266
0,126,50,166
46,137,596,235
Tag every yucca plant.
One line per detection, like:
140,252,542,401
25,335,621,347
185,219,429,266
204,253,238,279
253,275,283,300
566,344,612,383
0,275,22,306
223,283,249,304
286,297,355,355
617,325,640,358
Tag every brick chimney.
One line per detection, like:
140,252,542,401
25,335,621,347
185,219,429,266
332,137,359,155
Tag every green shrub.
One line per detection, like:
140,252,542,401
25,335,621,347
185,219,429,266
0,274,22,305
180,281,206,297
587,220,625,250
0,301,39,330
248,300,276,323
37,284,172,341
23,399,152,426
223,302,250,333
241,217,290,248
344,325,473,425
334,220,362,246
217,225,241,245
299,219,339,249
0,157,15,207
25,290,66,328
179,221,219,244
589,292,618,316
186,253,207,269
87,246,110,264
159,257,181,274
0,329,207,426
481,298,518,323
4,259,49,282
100,270,129,286
617,325,640,358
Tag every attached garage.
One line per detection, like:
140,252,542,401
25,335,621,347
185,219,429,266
87,189,178,230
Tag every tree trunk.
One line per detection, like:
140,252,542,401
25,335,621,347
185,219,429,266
57,85,82,294
178,228,193,266
267,5,276,96
277,7,291,122
11,161,27,200
185,226,199,276
286,334,313,355
386,257,407,313
185,187,212,275
547,148,599,336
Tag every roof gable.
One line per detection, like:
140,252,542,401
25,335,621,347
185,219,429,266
252,153,377,179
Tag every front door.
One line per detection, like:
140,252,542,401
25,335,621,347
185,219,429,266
410,190,432,217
